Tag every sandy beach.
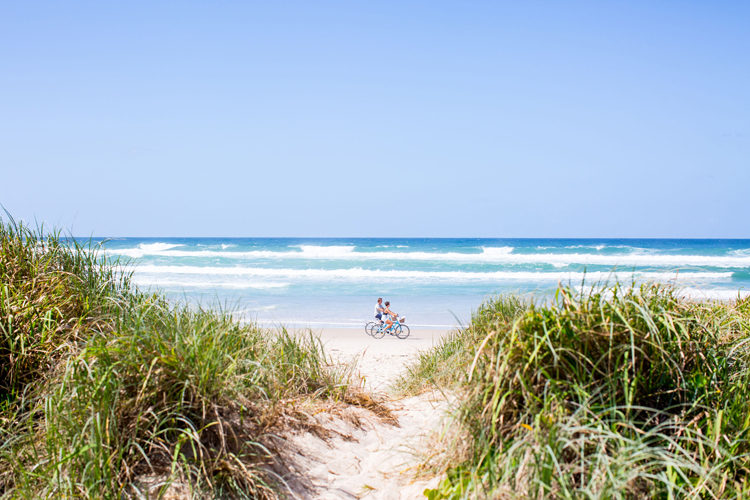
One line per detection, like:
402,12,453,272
313,327,452,393
277,326,455,499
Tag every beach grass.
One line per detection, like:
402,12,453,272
404,283,750,498
0,217,362,498
394,295,526,396
6,214,750,498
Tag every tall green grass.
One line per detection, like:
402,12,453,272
0,215,126,405
0,218,361,498
394,295,526,396
407,284,750,498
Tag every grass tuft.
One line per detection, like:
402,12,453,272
0,217,364,498
412,283,750,498
0,215,128,404
394,295,527,396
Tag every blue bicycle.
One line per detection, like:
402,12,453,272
368,316,410,339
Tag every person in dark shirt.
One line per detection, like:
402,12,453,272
382,301,398,333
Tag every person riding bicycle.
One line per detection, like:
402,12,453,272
374,297,385,324
382,301,398,333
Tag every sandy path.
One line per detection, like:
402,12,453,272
319,328,450,393
280,327,453,499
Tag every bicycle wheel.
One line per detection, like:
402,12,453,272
396,324,410,339
365,322,375,336
371,324,386,339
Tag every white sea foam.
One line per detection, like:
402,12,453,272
140,242,183,251
114,242,183,257
131,276,289,289
107,245,750,268
470,250,750,268
132,265,731,283
297,245,357,257
478,246,515,257
562,244,607,251
536,244,641,252
677,287,750,301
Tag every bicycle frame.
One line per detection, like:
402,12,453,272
379,317,402,334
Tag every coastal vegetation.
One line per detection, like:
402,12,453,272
4,215,749,499
0,217,367,498
402,283,750,498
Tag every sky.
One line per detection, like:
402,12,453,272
1,1,748,238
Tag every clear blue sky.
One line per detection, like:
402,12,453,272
1,1,748,237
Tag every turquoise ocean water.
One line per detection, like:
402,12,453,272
102,238,750,328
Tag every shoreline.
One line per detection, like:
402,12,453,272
255,320,459,329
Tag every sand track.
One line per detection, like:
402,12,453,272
279,328,452,499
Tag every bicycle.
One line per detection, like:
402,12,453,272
369,316,410,339
364,319,383,337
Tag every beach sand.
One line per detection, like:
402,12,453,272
280,326,456,499
315,327,452,392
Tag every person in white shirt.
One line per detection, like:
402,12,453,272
374,297,385,323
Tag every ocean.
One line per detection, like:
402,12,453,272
101,238,750,329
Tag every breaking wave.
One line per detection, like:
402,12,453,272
132,265,731,283
108,244,750,268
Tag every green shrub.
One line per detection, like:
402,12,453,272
396,295,526,395
423,284,750,498
0,218,357,498
0,216,127,404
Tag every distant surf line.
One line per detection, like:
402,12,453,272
108,244,750,268
131,265,732,283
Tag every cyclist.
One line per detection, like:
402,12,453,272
382,301,398,334
374,297,385,324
